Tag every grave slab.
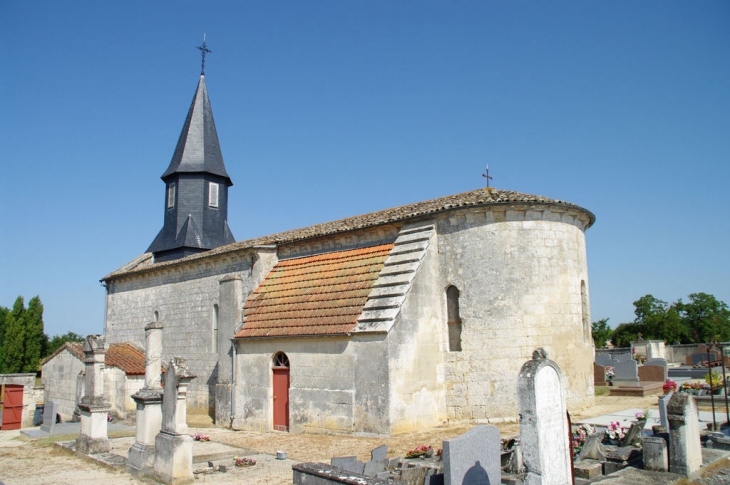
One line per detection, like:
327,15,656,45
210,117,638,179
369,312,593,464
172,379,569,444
442,425,500,485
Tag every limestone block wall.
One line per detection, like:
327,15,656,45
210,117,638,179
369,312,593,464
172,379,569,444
435,205,594,421
105,249,276,414
104,369,143,418
387,238,447,434
42,351,84,419
233,336,391,435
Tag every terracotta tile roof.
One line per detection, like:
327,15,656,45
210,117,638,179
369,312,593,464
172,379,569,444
235,243,394,339
102,187,595,280
42,341,146,375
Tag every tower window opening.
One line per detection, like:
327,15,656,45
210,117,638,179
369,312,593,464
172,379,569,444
167,183,176,209
209,182,219,208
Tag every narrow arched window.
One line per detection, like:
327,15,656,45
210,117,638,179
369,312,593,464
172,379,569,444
212,304,219,352
447,286,462,352
273,351,290,368
581,280,590,343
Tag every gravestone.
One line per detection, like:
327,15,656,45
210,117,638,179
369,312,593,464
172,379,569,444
363,459,387,476
128,322,164,478
154,357,196,485
646,357,668,368
442,425,501,485
331,456,357,469
576,433,606,462
401,467,429,485
75,335,111,454
593,364,607,386
642,436,668,472
667,393,702,476
371,445,388,462
646,340,666,360
595,354,613,366
691,353,717,366
615,353,633,363
614,360,639,382
638,364,667,382
658,391,673,430
40,401,58,434
622,423,643,447
72,371,85,422
517,348,572,485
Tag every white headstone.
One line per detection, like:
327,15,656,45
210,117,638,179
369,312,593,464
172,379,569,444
517,348,572,485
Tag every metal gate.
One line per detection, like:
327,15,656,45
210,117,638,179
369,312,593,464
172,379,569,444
1,384,24,430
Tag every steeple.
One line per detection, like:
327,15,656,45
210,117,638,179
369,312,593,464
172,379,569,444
147,72,235,262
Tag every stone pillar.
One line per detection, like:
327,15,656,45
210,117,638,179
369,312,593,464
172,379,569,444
215,275,243,425
72,370,85,422
517,348,572,485
176,376,194,433
154,357,196,485
75,335,111,454
127,322,164,478
667,393,702,476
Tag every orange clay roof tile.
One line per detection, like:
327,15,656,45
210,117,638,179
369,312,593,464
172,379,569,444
44,341,146,375
234,243,394,339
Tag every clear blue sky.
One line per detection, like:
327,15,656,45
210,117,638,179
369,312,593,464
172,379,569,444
1,2,728,338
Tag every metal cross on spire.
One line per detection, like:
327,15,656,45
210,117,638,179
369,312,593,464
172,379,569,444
482,164,493,188
197,33,212,74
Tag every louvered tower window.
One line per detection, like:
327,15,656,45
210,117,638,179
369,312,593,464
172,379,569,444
209,182,219,208
167,183,176,209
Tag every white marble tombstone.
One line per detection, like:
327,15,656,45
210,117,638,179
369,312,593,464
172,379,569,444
154,357,195,485
517,348,572,485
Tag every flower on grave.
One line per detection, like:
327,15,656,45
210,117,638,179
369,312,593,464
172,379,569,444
605,422,626,441
635,411,646,421
233,456,256,467
571,424,596,456
662,380,677,392
605,366,615,380
194,433,210,442
705,372,724,388
405,445,433,459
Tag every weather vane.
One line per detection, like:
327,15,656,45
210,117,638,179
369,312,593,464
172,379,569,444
482,164,493,188
197,33,212,74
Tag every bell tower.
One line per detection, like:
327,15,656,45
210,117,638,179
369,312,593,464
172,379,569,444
147,40,235,262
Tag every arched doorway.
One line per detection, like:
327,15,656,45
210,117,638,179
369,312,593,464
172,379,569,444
272,352,290,431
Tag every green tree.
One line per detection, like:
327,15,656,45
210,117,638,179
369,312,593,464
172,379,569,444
45,331,85,356
0,305,8,350
611,322,643,348
632,294,670,339
674,293,730,343
22,296,45,372
0,297,26,373
592,318,612,348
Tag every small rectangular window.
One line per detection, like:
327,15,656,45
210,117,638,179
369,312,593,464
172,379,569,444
167,183,175,209
209,182,219,208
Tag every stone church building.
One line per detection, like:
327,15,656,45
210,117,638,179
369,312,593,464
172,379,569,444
102,72,596,435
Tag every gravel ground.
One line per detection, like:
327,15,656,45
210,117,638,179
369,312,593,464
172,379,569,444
0,393,728,485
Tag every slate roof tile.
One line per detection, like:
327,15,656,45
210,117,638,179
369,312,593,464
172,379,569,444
235,244,394,339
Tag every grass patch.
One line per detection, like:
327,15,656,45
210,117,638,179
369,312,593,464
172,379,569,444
595,386,610,397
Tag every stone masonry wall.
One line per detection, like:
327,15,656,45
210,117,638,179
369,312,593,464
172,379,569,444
387,236,447,434
435,205,594,421
105,250,275,414
42,350,84,419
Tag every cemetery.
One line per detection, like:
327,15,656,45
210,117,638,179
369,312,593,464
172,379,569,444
4,342,730,484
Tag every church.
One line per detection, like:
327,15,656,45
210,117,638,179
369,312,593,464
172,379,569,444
102,69,596,435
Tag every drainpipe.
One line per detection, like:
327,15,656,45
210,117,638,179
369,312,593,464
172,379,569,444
230,339,236,428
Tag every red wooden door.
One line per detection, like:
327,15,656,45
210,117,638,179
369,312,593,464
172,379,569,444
1,385,24,430
273,368,289,431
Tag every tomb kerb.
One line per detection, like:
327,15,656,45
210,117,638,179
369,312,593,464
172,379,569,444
128,321,164,477
76,335,111,454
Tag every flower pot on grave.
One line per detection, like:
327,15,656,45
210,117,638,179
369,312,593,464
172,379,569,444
712,387,723,395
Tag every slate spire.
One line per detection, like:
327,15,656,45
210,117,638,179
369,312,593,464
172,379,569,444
148,74,235,262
